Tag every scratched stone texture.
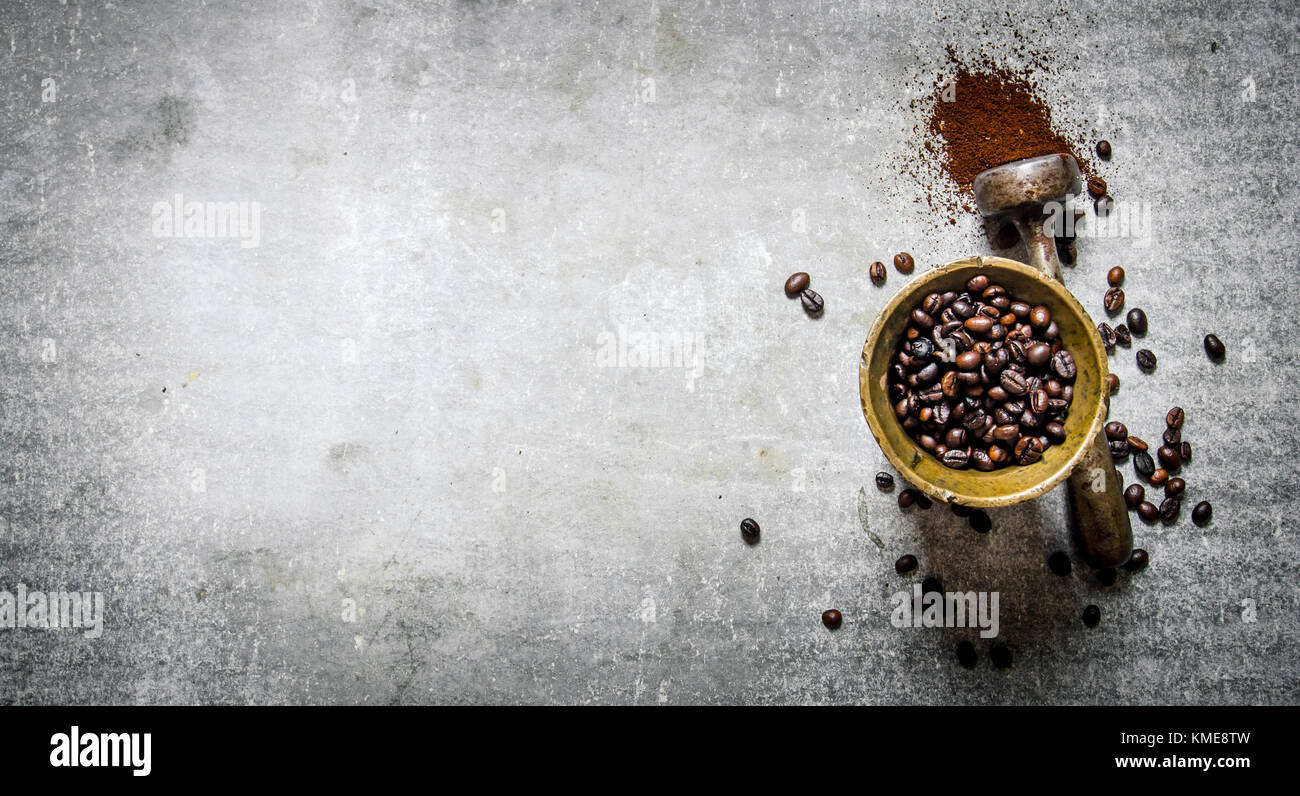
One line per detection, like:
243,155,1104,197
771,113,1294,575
0,0,1297,704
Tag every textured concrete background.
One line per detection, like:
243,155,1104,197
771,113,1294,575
0,0,1296,704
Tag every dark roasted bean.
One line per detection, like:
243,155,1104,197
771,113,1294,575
894,252,915,273
1105,421,1128,441
1096,140,1112,159
1164,477,1185,498
895,554,919,574
1133,451,1155,477
740,518,760,542
1103,287,1125,313
1163,427,1182,446
1082,605,1101,627
1125,549,1149,572
1136,349,1157,372
875,472,895,490
1109,439,1130,461
1098,322,1116,351
869,261,886,285
1137,500,1158,522
1192,501,1212,525
801,288,824,315
1051,350,1077,379
784,272,810,296
1181,441,1192,463
1157,445,1182,470
1015,436,1044,465
1048,551,1072,576
1124,483,1145,508
1126,308,1148,335
1159,497,1180,522
822,609,843,629
1204,334,1226,361
1114,324,1131,346
1107,373,1120,394
1028,305,1051,329
898,489,916,509
941,448,970,469
1166,407,1185,429
1107,266,1124,285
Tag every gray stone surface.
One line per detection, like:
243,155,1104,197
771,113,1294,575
0,0,1296,705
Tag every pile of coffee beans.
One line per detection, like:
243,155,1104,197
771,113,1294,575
888,274,1077,470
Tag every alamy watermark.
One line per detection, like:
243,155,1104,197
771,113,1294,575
1043,192,1152,248
152,192,261,248
595,326,705,390
890,584,999,638
0,583,104,638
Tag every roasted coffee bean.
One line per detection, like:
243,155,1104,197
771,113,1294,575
1157,445,1182,470
1000,370,1029,396
1043,321,1060,340
875,472,895,490
1159,497,1181,522
1096,140,1112,159
1181,441,1192,463
1098,322,1116,351
966,274,990,293
894,252,915,273
990,644,1013,669
1109,439,1130,461
1192,501,1213,525
784,272,810,296
971,448,995,471
1107,373,1120,394
1087,175,1108,197
1165,406,1184,429
956,640,977,669
1127,435,1148,452
915,493,933,510
1105,421,1128,441
945,427,967,449
1048,551,1072,576
1133,451,1155,477
740,518,760,542
956,350,982,370
1030,389,1049,414
1124,483,1145,508
869,261,886,285
1029,305,1051,329
1045,422,1067,442
965,315,994,335
1051,350,1077,380
908,338,936,361
822,609,843,629
1025,342,1051,367
1082,605,1102,628
969,509,992,534
895,554,919,574
1103,287,1125,314
1125,548,1149,573
1136,349,1157,372
1138,500,1158,522
1149,468,1169,487
1107,266,1124,286
1126,308,1148,335
1097,568,1117,586
898,489,916,509
1015,436,1044,465
941,448,970,469
1114,324,1131,346
801,288,824,314
1204,334,1226,361
1165,477,1186,498
1163,427,1182,446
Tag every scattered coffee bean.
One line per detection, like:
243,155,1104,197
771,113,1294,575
1082,605,1101,627
801,288,824,315
1103,287,1125,314
1157,445,1182,470
1149,468,1169,487
898,489,917,509
1165,407,1185,429
1138,500,1158,522
740,518,760,542
1107,373,1120,394
896,554,919,574
1159,497,1181,522
1163,427,1182,446
1114,324,1131,346
1192,500,1213,525
1165,477,1186,498
784,272,810,296
822,609,843,629
1124,483,1145,508
1204,334,1226,361
1096,140,1112,159
1109,439,1130,461
1126,435,1148,452
1097,568,1117,586
1126,308,1148,335
1136,349,1157,372
969,509,992,534
1181,441,1192,463
869,261,886,285
957,640,977,669
916,492,933,510
1105,421,1128,441
894,252,915,273
1133,450,1155,477
875,472,895,490
1087,176,1108,198
1098,322,1116,351
990,644,1013,669
1125,548,1149,573
1048,551,1072,576
1107,266,1124,286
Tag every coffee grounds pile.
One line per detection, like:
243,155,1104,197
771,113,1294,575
925,66,1093,193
